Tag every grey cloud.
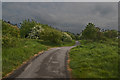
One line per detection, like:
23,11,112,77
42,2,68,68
2,2,118,33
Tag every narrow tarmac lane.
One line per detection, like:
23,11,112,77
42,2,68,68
15,41,80,78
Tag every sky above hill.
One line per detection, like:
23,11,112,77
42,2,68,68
2,2,118,34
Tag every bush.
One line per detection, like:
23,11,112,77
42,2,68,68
65,31,76,40
27,25,44,39
81,23,99,41
2,21,20,38
20,19,36,38
81,23,118,41
62,32,72,42
2,21,20,47
2,35,19,47
104,30,118,38
40,28,62,44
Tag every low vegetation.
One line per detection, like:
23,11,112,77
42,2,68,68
70,40,118,78
69,23,119,78
2,39,48,77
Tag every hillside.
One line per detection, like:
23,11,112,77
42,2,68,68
2,20,75,77
69,23,119,78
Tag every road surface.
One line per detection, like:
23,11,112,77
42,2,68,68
14,41,80,78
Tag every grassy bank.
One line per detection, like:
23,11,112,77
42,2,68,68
2,39,49,77
2,20,76,77
69,39,119,78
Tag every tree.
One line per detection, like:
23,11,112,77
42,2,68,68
27,25,44,39
40,29,62,44
82,23,98,40
20,19,36,38
104,30,118,38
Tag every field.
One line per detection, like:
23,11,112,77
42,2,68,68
69,39,119,78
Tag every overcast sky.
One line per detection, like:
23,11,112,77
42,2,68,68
2,2,118,33
1,0,119,2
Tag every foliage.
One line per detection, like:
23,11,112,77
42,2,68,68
61,40,75,46
82,23,101,41
2,21,20,47
75,33,81,40
2,21,20,37
65,31,76,40
81,23,118,41
2,39,48,77
2,36,20,48
62,32,72,42
103,30,118,38
69,40,118,78
40,28,62,44
27,25,44,39
20,19,36,38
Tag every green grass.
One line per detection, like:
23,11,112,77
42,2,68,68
69,39,119,78
61,40,75,47
2,39,48,77
38,40,75,47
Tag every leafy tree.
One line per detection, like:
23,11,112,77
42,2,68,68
75,33,81,40
20,19,36,38
81,23,118,41
104,30,118,38
27,25,44,39
40,28,62,44
82,23,98,40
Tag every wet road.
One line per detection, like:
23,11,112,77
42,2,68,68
16,41,80,78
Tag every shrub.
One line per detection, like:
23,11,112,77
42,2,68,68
81,23,118,41
81,23,98,41
27,25,44,39
65,31,76,40
2,35,19,47
2,21,20,47
40,28,62,44
2,21,20,38
104,30,118,38
20,19,36,38
62,32,72,42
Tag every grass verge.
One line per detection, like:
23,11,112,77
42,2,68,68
69,39,119,78
2,39,48,77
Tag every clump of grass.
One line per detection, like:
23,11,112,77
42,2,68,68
69,40,118,78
